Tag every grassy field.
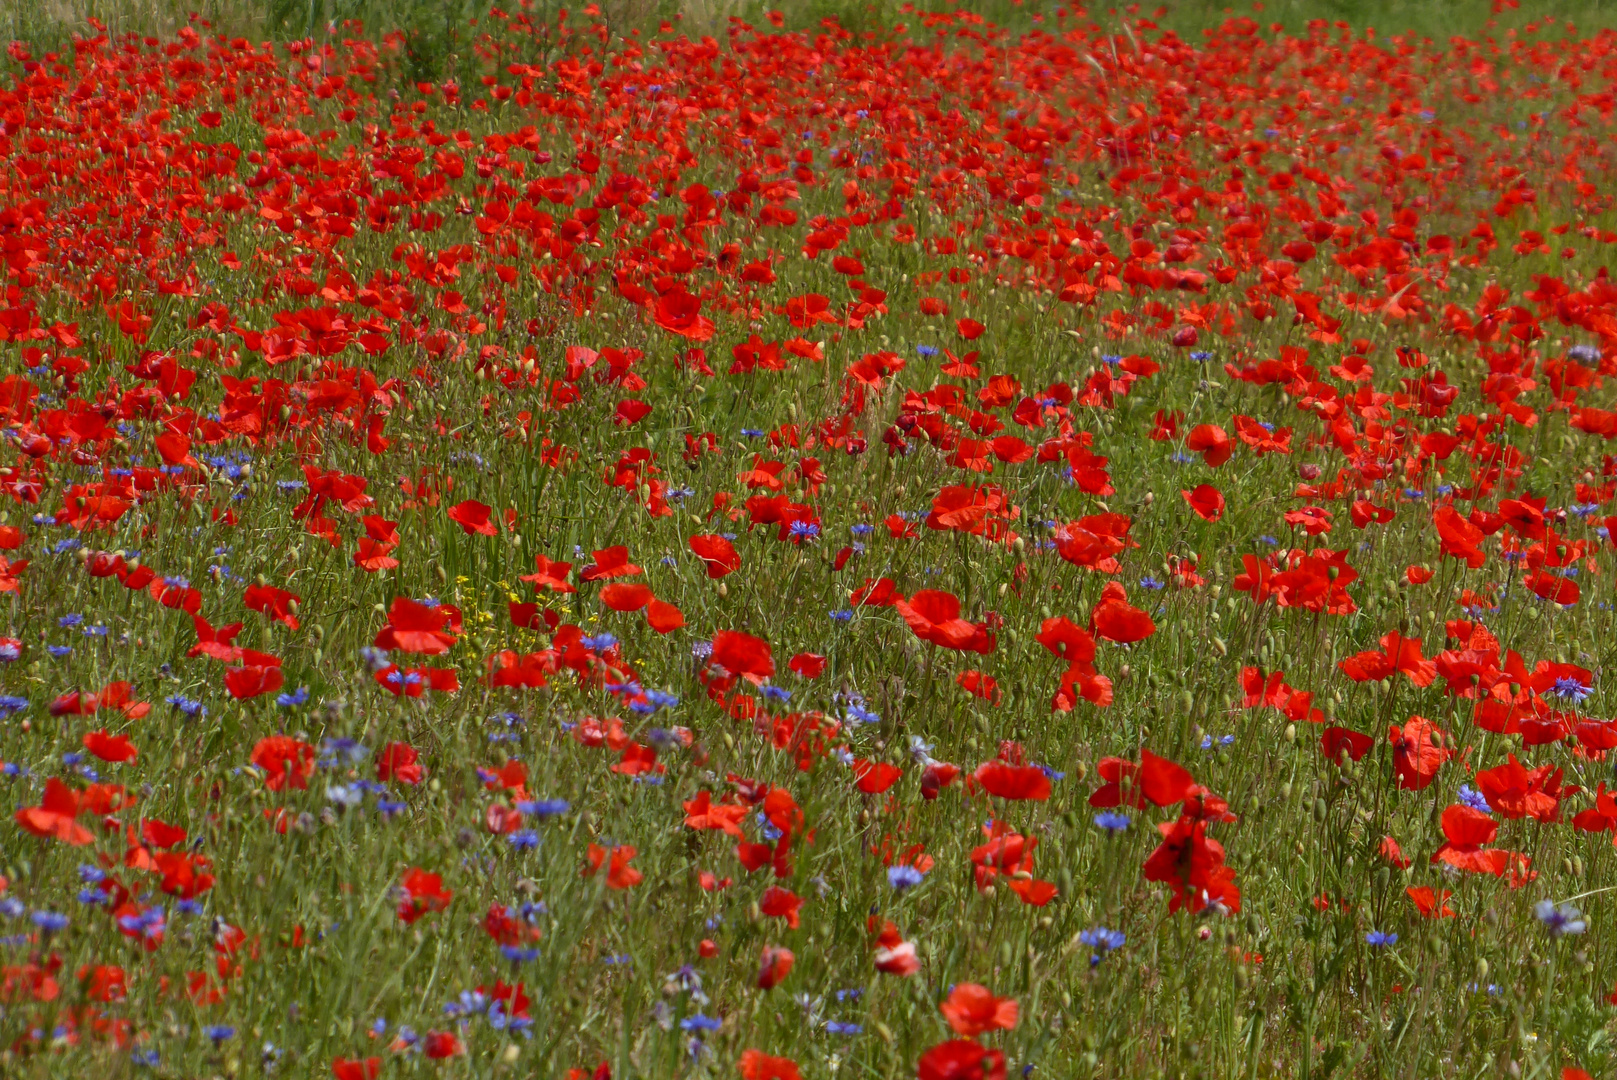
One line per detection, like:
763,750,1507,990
0,1,1616,1078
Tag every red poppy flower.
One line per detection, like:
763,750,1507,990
373,597,460,655
1090,584,1156,643
739,1050,801,1080
251,735,315,792
1185,424,1232,466
377,742,424,785
688,534,740,578
579,546,643,581
893,590,994,653
599,582,654,611
331,1058,382,1080
788,652,826,678
709,630,775,683
446,499,497,536
243,584,300,629
583,844,642,889
1181,483,1225,521
940,983,1019,1036
421,1032,464,1059
14,777,95,846
759,885,804,928
916,1040,1007,1080
520,554,576,593
396,867,453,924
956,670,1000,703
1472,754,1570,821
1406,886,1456,918
82,729,137,764
1320,727,1373,763
653,289,714,341
756,945,794,989
1089,749,1194,809
972,760,1051,801
1388,716,1450,790
1523,569,1579,606
852,758,903,794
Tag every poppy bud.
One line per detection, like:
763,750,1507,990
1312,797,1328,822
1284,724,1296,744
1474,958,1488,979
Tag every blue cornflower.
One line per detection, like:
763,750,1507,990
30,911,68,933
501,946,542,963
46,646,72,658
740,428,766,438
276,686,310,707
1139,576,1165,590
887,865,925,892
1189,351,1213,361
165,695,206,718
829,609,855,622
132,1049,160,1067
1456,785,1492,814
82,625,109,637
1365,930,1398,947
826,1021,863,1035
1552,676,1592,703
580,633,618,651
762,685,792,702
788,520,820,540
1093,811,1131,833
1534,900,1586,937
851,523,874,535
0,695,28,715
847,703,880,724
58,614,83,627
508,830,540,851
1080,926,1125,967
680,1014,723,1032
515,799,571,819
916,345,938,357
1080,926,1125,952
203,1025,235,1045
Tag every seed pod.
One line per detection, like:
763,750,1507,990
1312,797,1328,822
